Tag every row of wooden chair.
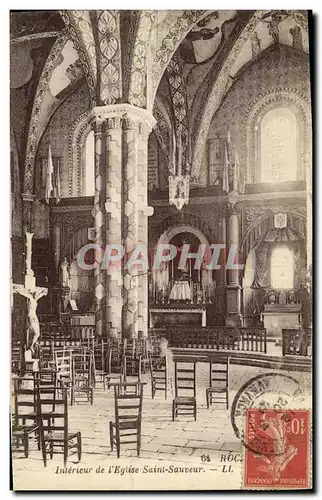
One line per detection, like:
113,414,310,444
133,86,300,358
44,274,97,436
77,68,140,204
12,373,81,466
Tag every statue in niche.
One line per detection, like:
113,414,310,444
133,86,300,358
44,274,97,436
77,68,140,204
289,26,303,51
278,291,287,305
251,32,261,57
60,257,71,288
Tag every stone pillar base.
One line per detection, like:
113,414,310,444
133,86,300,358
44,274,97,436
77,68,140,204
226,285,242,327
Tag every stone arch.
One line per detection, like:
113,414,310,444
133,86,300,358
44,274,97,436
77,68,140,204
190,11,264,179
244,88,312,184
68,111,93,196
157,224,210,247
150,211,215,246
150,10,211,110
241,211,306,258
23,34,68,196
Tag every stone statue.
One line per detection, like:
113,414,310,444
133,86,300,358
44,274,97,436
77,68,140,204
251,32,261,57
60,257,71,287
290,26,303,51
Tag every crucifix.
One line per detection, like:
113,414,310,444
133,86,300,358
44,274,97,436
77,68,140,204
12,232,48,363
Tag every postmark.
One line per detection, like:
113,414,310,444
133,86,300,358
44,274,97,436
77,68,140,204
231,372,307,454
244,409,310,489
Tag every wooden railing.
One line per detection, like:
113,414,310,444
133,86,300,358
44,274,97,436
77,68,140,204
282,329,312,357
148,327,267,353
40,323,95,339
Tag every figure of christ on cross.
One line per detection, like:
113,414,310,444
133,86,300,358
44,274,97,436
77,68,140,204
12,284,48,357
12,232,48,363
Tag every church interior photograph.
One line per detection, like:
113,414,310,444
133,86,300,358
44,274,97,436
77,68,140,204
10,9,312,491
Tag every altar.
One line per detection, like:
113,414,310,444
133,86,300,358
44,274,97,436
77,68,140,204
149,304,207,328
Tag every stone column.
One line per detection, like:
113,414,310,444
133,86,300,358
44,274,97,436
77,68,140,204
91,104,155,340
92,120,106,337
137,123,154,338
226,204,242,326
123,116,140,339
122,109,155,339
104,116,123,339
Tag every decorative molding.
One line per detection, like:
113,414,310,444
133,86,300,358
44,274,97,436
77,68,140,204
149,190,307,208
23,34,68,195
128,11,156,108
244,87,312,183
191,11,263,179
151,10,210,103
97,10,122,105
68,111,92,197
166,54,190,172
149,210,216,244
60,10,96,106
91,103,156,131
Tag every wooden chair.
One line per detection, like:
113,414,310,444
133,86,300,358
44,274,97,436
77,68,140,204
206,356,230,409
172,361,197,421
109,382,143,458
107,340,124,375
12,377,39,458
93,338,110,390
123,355,142,383
149,355,168,399
54,350,73,392
71,351,94,405
37,386,82,467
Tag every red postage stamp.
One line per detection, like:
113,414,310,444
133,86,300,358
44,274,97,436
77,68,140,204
244,409,310,489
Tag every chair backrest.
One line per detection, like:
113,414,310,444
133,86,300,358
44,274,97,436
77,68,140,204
108,340,124,373
33,370,57,387
149,354,167,380
55,351,73,381
37,386,68,438
93,338,109,372
72,351,94,384
113,382,143,428
174,361,196,398
209,356,230,389
13,377,37,426
123,355,142,382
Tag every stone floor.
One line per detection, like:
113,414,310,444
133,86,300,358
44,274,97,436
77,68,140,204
12,363,311,491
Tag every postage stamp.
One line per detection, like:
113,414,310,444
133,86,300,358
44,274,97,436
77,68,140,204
244,409,310,489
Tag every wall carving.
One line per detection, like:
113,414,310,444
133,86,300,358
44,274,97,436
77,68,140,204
245,87,311,184
24,34,68,195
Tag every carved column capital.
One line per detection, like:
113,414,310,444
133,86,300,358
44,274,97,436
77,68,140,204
91,103,156,133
